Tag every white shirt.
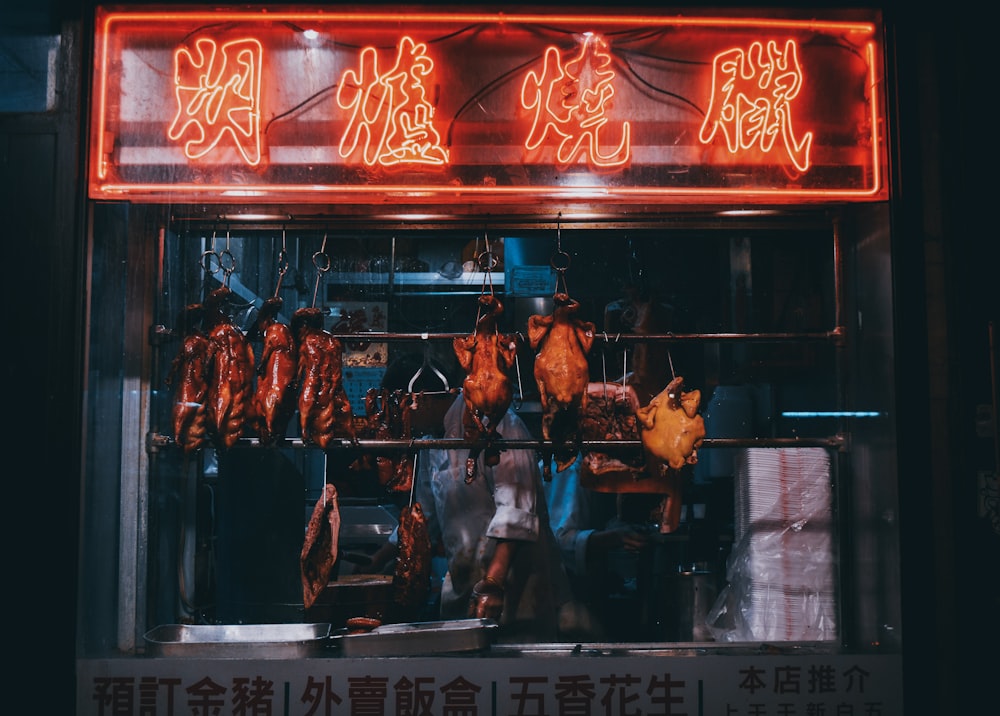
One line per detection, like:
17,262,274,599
414,394,571,641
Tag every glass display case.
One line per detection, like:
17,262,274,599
79,202,900,651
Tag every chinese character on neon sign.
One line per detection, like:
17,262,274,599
699,39,813,172
520,33,631,169
168,37,263,166
337,35,450,167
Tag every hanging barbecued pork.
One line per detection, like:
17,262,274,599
391,501,432,620
353,388,415,492
528,292,595,479
453,294,521,482
203,286,255,450
249,296,297,446
167,303,213,454
293,306,356,449
578,381,646,485
301,482,341,610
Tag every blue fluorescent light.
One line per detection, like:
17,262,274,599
781,411,884,418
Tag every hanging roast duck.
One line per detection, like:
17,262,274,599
292,306,356,449
249,296,297,446
167,303,213,454
203,286,255,450
528,292,595,479
453,294,521,482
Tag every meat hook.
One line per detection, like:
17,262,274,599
310,233,330,308
408,345,449,393
272,227,289,297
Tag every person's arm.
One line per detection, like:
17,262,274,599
468,410,539,620
544,462,598,574
585,525,648,560
469,539,517,619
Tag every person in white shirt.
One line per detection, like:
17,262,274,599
415,394,572,642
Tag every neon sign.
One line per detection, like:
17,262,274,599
521,34,631,169
337,36,449,168
699,39,812,172
167,37,263,166
89,9,885,204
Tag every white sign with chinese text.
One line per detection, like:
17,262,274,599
80,653,903,715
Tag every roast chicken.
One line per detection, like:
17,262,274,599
636,376,705,470
167,303,213,454
453,294,521,482
203,287,255,450
293,307,356,449
636,376,706,533
528,292,595,478
249,296,297,446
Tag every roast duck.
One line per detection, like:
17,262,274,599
301,482,341,610
635,376,706,532
203,287,256,450
528,292,596,479
453,294,521,482
249,296,297,446
167,303,213,454
352,387,415,493
292,307,356,449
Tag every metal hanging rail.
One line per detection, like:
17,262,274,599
147,433,847,452
151,326,844,344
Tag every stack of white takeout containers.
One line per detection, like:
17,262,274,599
729,447,837,641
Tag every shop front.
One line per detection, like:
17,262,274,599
77,6,906,714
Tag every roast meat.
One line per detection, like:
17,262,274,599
636,376,706,533
167,303,213,454
392,501,432,620
293,307,356,449
204,287,255,450
528,292,595,478
250,296,297,446
636,376,705,470
301,483,341,610
453,294,520,482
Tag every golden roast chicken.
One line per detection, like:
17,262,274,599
635,376,706,471
636,376,706,533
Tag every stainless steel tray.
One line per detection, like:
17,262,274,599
330,618,499,657
144,623,332,658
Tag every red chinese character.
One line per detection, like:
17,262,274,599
699,39,813,172
521,34,631,169
168,37,263,166
337,36,449,167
